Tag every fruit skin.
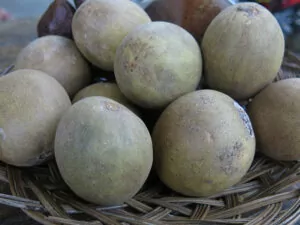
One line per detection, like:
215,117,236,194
13,35,91,98
201,2,284,100
0,69,71,167
72,82,139,115
54,96,153,206
152,89,255,197
145,0,231,42
37,0,75,39
114,21,202,109
247,78,300,161
72,0,151,71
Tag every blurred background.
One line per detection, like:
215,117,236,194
0,0,154,19
0,0,57,19
0,0,299,52
0,0,299,56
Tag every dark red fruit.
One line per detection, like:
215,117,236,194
37,0,75,39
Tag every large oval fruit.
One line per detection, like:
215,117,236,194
72,0,151,71
247,78,300,161
0,69,71,167
201,2,284,100
114,21,202,109
152,89,255,197
14,35,91,97
54,96,153,206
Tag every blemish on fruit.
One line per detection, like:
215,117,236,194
234,101,254,137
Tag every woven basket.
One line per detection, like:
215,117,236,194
0,50,299,225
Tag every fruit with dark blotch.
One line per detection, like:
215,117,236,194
247,78,300,161
72,0,151,71
13,35,91,98
152,89,256,197
114,21,202,109
145,0,231,42
0,69,71,167
54,96,153,206
37,0,75,39
201,2,285,100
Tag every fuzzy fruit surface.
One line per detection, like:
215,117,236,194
152,89,256,197
13,35,91,98
54,96,153,206
247,78,300,161
0,69,71,167
114,21,202,109
201,2,284,100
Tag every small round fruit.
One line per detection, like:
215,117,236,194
152,89,255,197
201,2,284,100
0,69,71,167
72,82,138,114
114,21,202,109
247,78,300,161
72,0,151,71
54,96,153,206
14,35,91,97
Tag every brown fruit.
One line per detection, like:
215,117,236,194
247,78,300,161
37,0,75,39
145,0,231,42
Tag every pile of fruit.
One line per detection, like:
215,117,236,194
0,0,298,209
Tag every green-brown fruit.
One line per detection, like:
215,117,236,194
0,69,71,167
114,21,202,109
14,35,91,98
247,78,300,161
72,0,151,71
201,2,284,100
152,89,255,197
72,82,138,114
54,96,153,206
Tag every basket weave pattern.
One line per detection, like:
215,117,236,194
0,51,299,225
